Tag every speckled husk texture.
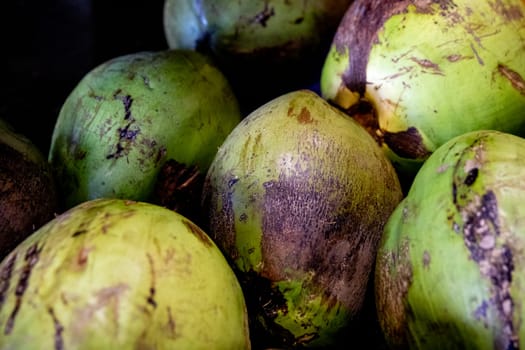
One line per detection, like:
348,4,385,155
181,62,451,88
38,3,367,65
202,89,403,348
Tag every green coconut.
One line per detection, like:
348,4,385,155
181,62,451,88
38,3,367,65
202,89,403,348
375,130,525,349
48,49,242,218
321,0,525,177
163,0,354,113
0,198,250,349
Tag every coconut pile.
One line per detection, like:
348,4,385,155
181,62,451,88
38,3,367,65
1,1,524,349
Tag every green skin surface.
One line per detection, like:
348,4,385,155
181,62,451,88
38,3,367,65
48,50,241,210
204,90,403,347
0,199,250,349
163,0,352,60
375,130,525,349
163,0,354,114
321,0,525,171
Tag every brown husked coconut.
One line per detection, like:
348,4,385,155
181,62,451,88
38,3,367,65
0,119,57,258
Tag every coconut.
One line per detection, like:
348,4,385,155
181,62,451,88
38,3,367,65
321,0,525,177
375,130,525,349
48,49,242,221
0,198,250,349
202,89,403,348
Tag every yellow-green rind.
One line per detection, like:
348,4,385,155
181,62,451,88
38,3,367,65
0,198,250,350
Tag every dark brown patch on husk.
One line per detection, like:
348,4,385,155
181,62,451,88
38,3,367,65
75,247,90,269
165,307,176,338
455,190,517,349
201,171,238,259
152,159,205,226
0,142,57,259
257,164,397,345
4,243,42,334
146,253,157,308
0,253,17,313
383,127,432,160
334,0,411,95
106,90,139,160
375,236,412,349
238,270,295,349
71,230,88,238
105,119,140,160
498,64,525,96
489,0,524,21
113,90,133,120
451,138,518,349
261,175,366,285
350,102,382,144
296,107,314,124
249,1,275,27
463,167,478,186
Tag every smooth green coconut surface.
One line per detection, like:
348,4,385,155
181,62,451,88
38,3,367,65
376,130,525,349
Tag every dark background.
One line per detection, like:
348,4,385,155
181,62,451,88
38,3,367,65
3,0,167,156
